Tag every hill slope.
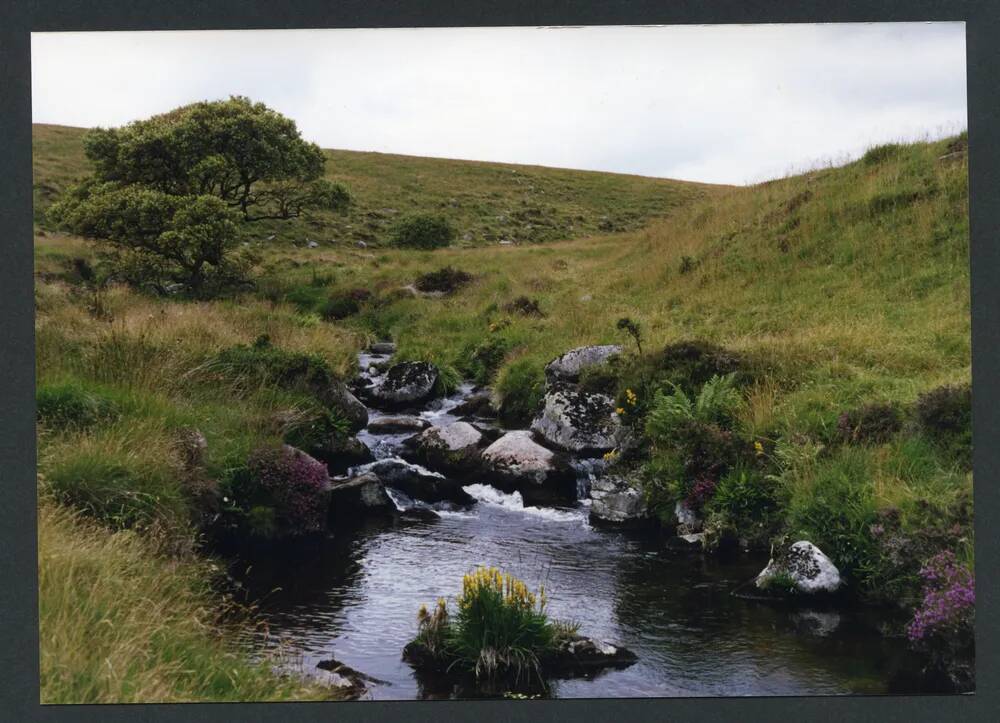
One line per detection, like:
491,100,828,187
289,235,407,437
32,123,723,246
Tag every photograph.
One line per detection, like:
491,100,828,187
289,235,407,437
30,22,973,703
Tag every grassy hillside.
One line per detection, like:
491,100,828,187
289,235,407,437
32,125,972,699
32,123,721,246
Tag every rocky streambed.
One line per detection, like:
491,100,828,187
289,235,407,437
231,343,934,700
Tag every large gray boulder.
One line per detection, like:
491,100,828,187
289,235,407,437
408,422,484,478
354,458,473,505
588,473,654,528
480,431,577,506
531,387,621,455
755,541,842,594
328,472,396,525
367,361,440,409
545,345,622,384
320,381,369,433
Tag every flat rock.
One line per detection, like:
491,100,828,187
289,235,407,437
367,415,431,434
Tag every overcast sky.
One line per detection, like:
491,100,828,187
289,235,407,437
31,24,966,185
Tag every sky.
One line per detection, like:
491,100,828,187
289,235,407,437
31,23,967,185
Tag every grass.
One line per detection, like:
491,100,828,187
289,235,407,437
38,500,335,703
33,122,972,698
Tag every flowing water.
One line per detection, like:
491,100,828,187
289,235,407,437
232,354,928,699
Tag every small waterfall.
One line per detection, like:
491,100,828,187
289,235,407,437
570,457,609,500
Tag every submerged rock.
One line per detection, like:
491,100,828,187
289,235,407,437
541,635,638,675
316,657,387,698
367,415,431,434
544,345,622,384
531,386,621,455
666,532,706,552
588,472,654,528
366,361,441,409
408,421,484,478
355,458,473,505
755,541,842,594
480,431,577,506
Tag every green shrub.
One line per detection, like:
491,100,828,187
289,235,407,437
645,373,743,433
862,142,904,166
414,266,472,293
915,384,972,467
785,447,878,581
503,296,544,317
459,336,511,385
709,464,778,522
495,358,546,426
390,214,456,249
210,338,332,395
37,383,118,429
836,401,902,445
46,453,185,531
320,293,360,320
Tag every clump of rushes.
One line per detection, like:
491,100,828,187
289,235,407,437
413,566,556,683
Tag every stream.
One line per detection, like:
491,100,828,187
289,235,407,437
232,349,928,699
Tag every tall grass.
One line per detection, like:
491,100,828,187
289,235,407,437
38,501,334,703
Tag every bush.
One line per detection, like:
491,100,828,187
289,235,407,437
503,296,544,317
211,337,333,395
863,142,904,166
230,445,329,538
45,452,185,531
650,340,748,397
708,464,777,522
321,294,360,321
915,384,972,466
836,402,902,445
460,336,511,385
415,266,472,293
391,215,456,249
495,358,546,426
37,383,118,429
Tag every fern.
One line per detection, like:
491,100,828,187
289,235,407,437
646,373,741,442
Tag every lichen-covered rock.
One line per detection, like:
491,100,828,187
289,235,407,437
756,541,842,594
309,435,374,476
319,381,369,433
531,386,621,455
541,635,638,674
408,422,484,478
588,473,654,528
355,458,473,504
367,361,440,409
480,431,577,505
544,345,622,384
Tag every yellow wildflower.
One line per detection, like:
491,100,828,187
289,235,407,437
754,440,764,456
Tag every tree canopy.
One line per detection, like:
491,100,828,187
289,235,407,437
51,97,350,296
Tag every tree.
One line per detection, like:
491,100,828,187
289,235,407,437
51,97,350,296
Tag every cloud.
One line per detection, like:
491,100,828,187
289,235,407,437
31,23,966,184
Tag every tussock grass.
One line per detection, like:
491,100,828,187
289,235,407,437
38,501,334,703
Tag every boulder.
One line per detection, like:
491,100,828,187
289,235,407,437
755,541,842,594
544,345,622,384
588,473,654,528
480,431,577,506
452,391,497,419
408,422,484,478
366,415,431,434
319,382,369,433
531,387,621,455
366,361,440,409
328,472,396,524
674,500,702,534
311,435,375,476
355,458,473,505
369,341,397,355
